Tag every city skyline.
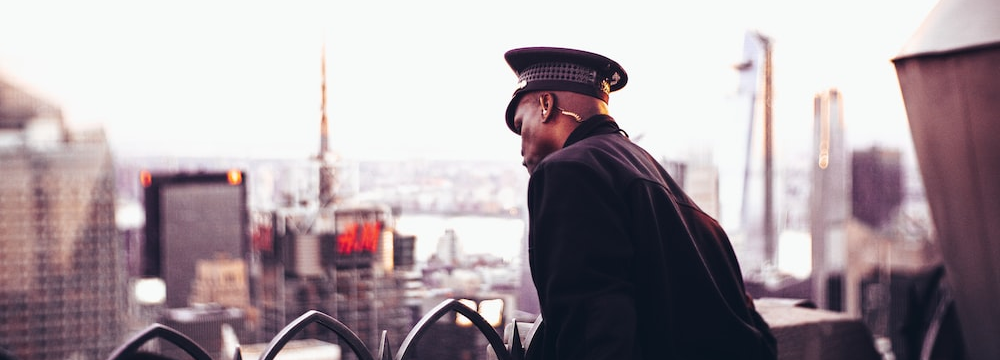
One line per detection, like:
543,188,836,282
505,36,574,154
0,4,956,348
0,0,938,164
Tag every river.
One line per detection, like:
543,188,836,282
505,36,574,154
394,213,526,263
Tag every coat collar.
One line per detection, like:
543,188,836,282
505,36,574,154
563,114,623,148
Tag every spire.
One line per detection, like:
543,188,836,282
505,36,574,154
320,42,329,155
318,41,336,206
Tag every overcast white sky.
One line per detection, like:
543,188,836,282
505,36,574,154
0,0,938,163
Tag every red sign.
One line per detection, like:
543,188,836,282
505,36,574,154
252,224,273,252
337,221,381,255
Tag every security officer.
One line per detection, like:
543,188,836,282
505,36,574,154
504,46,777,360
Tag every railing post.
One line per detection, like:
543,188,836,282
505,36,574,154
377,330,393,360
105,324,213,360
106,303,539,360
396,299,512,360
258,310,375,360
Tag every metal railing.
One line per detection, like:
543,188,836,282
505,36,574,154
106,299,541,360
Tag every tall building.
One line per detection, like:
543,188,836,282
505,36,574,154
434,229,465,267
663,156,721,221
851,148,902,230
140,170,255,359
0,79,127,359
318,44,337,208
141,170,249,309
810,88,850,311
730,30,776,277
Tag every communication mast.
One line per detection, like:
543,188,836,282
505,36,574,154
318,43,336,207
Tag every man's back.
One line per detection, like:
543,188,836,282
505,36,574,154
526,119,776,359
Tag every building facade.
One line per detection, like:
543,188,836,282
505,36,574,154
0,79,127,360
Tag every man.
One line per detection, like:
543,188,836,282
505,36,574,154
504,47,777,359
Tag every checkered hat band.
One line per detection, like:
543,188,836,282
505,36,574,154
519,62,599,87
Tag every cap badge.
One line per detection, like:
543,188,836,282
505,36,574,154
600,80,611,94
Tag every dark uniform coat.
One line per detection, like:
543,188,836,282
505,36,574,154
525,115,777,360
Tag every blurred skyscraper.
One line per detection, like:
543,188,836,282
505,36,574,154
810,88,850,311
140,169,254,359
729,30,775,277
0,78,127,359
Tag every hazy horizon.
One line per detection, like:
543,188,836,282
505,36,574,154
1,0,938,164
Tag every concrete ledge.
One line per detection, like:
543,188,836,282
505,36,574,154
756,298,881,360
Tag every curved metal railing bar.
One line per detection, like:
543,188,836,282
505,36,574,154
257,310,374,360
521,315,542,350
504,315,542,360
395,299,512,360
105,323,213,360
509,320,524,360
377,330,393,360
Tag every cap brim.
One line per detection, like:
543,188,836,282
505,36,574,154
505,93,523,134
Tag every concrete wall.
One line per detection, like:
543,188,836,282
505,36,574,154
756,298,881,360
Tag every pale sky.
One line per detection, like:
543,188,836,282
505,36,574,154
0,0,939,163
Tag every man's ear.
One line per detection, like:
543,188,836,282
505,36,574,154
538,92,555,123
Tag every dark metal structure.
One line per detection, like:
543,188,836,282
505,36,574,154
107,324,214,360
106,299,538,360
